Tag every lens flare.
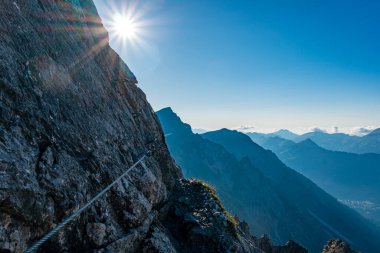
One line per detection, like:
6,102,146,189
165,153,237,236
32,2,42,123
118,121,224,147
113,15,137,40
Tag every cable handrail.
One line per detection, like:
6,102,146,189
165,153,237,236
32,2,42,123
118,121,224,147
24,155,147,253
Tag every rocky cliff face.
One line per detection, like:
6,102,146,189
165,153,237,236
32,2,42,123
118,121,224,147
0,0,179,251
0,1,306,253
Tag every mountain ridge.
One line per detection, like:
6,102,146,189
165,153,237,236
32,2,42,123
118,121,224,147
255,134,380,225
248,129,380,154
158,107,380,253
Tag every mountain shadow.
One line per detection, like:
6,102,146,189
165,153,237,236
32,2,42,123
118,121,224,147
157,107,380,253
254,136,380,225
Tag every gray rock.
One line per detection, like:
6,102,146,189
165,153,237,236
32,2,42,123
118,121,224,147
86,222,106,247
0,0,180,252
142,223,177,253
162,179,264,253
322,240,359,253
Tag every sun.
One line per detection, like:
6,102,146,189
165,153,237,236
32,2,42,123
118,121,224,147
112,14,138,40
100,3,153,51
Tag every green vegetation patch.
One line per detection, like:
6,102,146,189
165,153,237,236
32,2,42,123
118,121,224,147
190,179,238,238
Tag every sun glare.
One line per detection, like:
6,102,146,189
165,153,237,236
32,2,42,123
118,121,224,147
113,15,137,40
100,2,157,56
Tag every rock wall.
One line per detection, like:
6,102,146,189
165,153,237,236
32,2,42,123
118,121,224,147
0,0,181,252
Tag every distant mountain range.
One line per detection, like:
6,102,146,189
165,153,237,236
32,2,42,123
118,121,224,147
249,135,380,225
192,128,208,134
246,128,380,154
271,129,300,140
157,107,380,253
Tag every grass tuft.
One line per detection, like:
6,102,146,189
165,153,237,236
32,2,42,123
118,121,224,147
190,179,238,238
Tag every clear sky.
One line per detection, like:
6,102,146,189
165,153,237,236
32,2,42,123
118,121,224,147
93,0,380,134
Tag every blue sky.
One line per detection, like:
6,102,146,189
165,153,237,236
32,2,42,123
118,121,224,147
93,0,380,134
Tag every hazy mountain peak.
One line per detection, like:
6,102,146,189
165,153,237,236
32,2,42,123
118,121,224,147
159,106,175,113
272,129,299,140
274,129,295,134
156,107,192,135
366,128,380,137
293,130,380,154
204,128,262,149
192,128,208,134
297,138,320,148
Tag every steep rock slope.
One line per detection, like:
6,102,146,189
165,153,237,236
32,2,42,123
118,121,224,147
0,1,268,252
0,0,179,251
